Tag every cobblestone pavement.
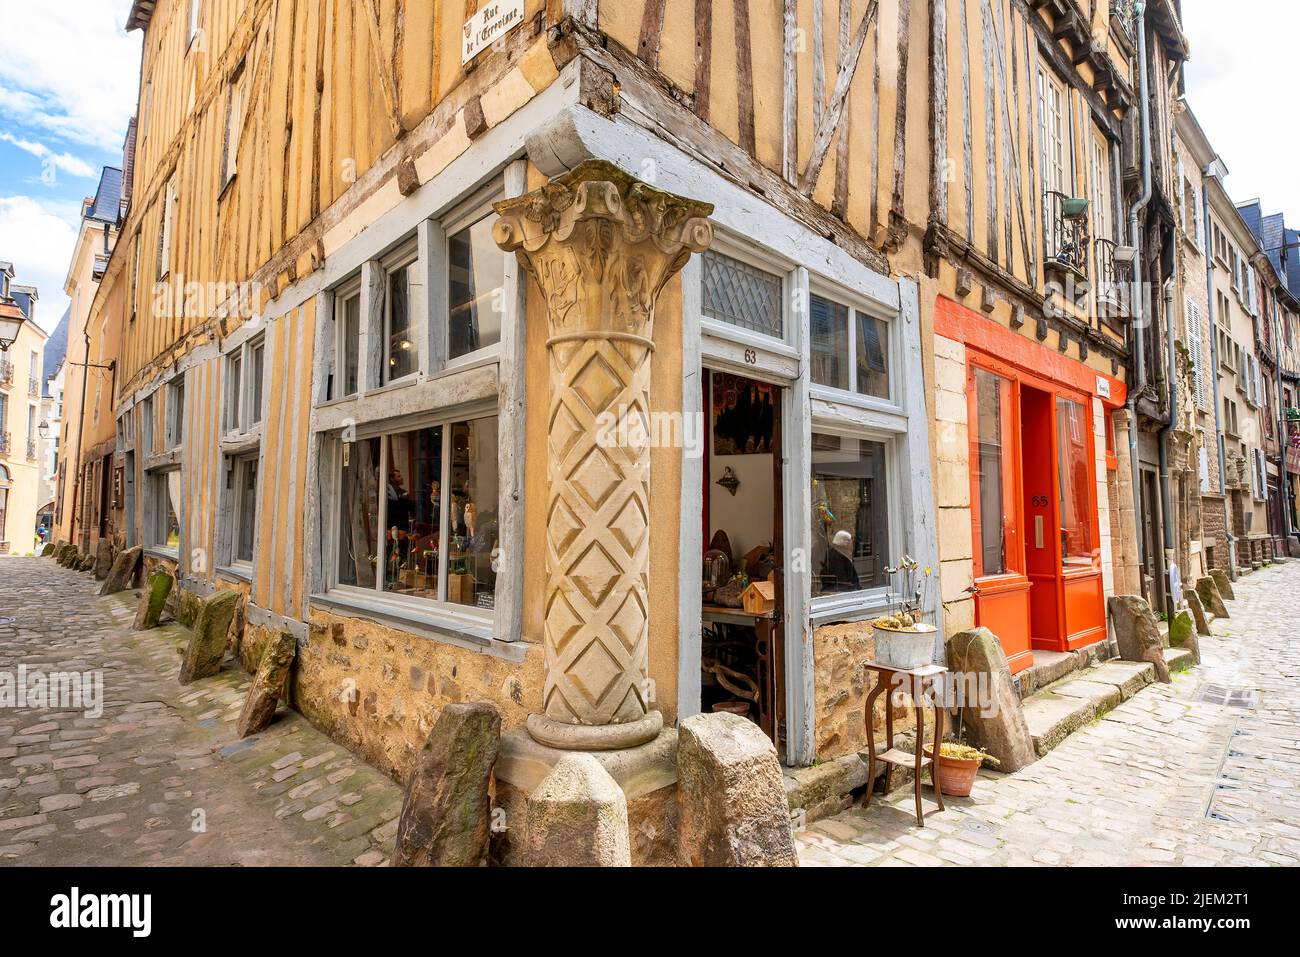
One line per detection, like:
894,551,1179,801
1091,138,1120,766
797,562,1300,867
0,557,403,866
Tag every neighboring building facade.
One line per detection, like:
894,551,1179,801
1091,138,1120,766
53,167,124,552
1203,177,1270,571
38,307,70,531
1172,103,1224,580
0,263,48,554
1237,198,1300,557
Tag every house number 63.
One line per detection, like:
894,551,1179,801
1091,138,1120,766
744,349,757,364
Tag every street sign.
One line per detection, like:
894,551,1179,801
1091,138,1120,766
462,0,525,65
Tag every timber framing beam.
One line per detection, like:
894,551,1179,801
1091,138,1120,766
563,17,890,277
925,219,1128,367
1017,0,1124,138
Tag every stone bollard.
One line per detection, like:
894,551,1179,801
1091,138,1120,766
1209,568,1236,601
40,542,54,557
676,712,797,867
1196,577,1229,619
1108,595,1170,683
945,627,1037,772
99,546,142,596
133,569,174,630
1184,590,1211,636
178,590,239,684
235,630,298,738
393,702,502,867
524,753,630,867
1167,609,1200,666
92,538,114,580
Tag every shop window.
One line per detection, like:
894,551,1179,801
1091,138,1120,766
335,415,499,613
150,469,181,552
382,241,419,384
701,250,783,338
1056,397,1093,569
971,368,1016,577
810,293,891,400
811,433,890,595
447,215,504,361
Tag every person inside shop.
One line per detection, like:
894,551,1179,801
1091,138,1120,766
820,529,861,592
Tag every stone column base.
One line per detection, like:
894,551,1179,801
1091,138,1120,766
493,727,678,866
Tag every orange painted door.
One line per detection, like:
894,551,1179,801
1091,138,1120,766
968,364,1033,674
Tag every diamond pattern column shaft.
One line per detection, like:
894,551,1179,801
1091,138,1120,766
494,161,713,750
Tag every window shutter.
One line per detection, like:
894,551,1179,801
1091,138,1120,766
1186,299,1205,409
1194,186,1204,250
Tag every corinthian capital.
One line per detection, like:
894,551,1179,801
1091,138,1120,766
492,160,714,341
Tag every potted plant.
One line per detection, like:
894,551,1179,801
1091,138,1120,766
871,556,938,670
921,742,1000,797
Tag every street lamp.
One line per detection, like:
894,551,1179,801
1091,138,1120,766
38,420,50,439
0,298,26,351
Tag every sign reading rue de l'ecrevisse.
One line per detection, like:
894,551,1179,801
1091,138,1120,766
462,0,524,65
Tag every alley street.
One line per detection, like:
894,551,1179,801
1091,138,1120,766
797,561,1300,867
0,557,403,866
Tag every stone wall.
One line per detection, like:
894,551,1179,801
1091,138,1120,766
932,334,976,637
291,609,545,783
1200,495,1230,573
812,620,918,760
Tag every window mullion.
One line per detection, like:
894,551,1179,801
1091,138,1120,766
847,307,858,394
438,426,451,604
376,435,388,594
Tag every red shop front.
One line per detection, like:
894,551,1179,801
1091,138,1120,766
936,297,1125,675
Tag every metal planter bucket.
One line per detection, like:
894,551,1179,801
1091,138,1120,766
873,624,938,670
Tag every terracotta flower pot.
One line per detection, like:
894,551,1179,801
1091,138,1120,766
923,746,983,797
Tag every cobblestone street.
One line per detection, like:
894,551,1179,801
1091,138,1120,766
796,561,1300,867
0,557,403,866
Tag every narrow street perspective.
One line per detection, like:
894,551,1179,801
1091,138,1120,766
0,557,402,865
797,561,1300,867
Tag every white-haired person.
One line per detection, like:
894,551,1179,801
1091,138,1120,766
819,529,861,592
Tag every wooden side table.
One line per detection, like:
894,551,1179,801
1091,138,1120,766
861,661,947,826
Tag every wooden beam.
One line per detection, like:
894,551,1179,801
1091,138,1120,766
734,0,757,158
782,0,798,183
694,0,713,122
929,0,948,226
812,0,825,129
638,0,667,71
959,0,974,243
363,0,405,141
798,0,880,194
889,0,912,231
981,0,998,263
831,0,851,218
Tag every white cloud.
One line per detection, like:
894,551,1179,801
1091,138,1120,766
1183,1,1300,219
0,1,140,153
0,133,96,180
0,194,83,333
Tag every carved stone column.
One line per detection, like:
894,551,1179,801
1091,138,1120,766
494,160,713,751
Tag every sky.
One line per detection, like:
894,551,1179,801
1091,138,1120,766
0,0,139,334
1182,1,1299,222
